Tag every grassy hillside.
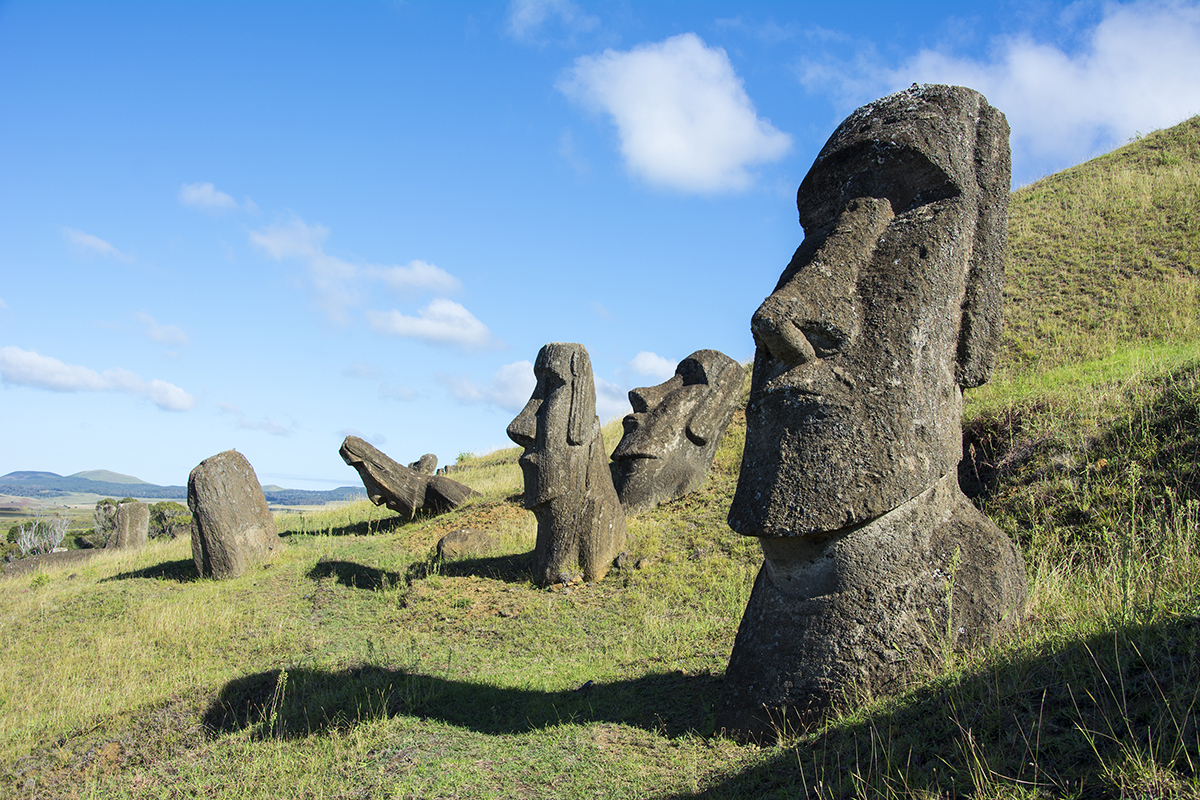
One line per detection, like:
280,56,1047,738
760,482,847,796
2,118,1199,799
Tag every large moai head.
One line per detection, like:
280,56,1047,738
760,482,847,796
728,84,1011,539
611,349,743,513
507,342,599,510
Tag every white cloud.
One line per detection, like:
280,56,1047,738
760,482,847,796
341,361,381,380
239,416,293,436
250,216,472,326
135,312,189,347
507,0,598,43
178,182,255,213
61,227,133,262
0,346,195,411
798,0,1200,182
366,299,497,349
0,297,7,310
595,375,631,421
629,350,676,381
559,33,792,192
365,260,462,295
440,359,535,412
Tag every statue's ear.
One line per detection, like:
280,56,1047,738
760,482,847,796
957,97,1011,389
567,348,596,446
684,354,744,446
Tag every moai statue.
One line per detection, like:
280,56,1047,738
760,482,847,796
507,343,626,586
716,85,1028,740
188,450,281,580
611,350,744,514
341,437,476,518
108,501,149,550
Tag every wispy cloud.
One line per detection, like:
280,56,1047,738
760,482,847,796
797,0,1200,182
135,311,189,347
364,261,462,295
0,346,195,411
178,181,257,214
366,299,498,349
341,360,418,402
506,0,598,43
217,402,294,436
629,351,676,381
250,215,479,337
559,33,792,193
439,359,535,412
0,298,7,310
595,374,631,421
60,227,133,262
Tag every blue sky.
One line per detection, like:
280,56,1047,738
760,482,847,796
2,0,1199,490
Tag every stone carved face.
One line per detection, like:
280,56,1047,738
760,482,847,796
507,342,597,508
611,350,742,507
728,85,1010,538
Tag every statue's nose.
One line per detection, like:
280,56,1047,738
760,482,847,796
750,196,895,368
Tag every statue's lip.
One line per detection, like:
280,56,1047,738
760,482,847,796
611,451,657,462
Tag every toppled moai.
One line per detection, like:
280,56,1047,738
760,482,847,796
188,450,281,580
340,437,477,517
716,85,1028,740
108,501,149,549
507,343,626,586
611,349,743,514
408,454,438,475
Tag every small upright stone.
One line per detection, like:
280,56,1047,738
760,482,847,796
188,450,280,580
507,343,626,586
611,350,743,514
107,501,149,550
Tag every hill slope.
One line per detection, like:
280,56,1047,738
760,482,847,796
1002,116,1200,376
2,118,1199,798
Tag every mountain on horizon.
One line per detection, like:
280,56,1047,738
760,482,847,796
68,469,149,485
0,469,365,506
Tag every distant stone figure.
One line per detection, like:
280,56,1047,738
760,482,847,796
507,343,626,586
188,450,281,580
340,437,476,518
716,84,1028,740
107,501,149,550
408,454,438,475
611,350,743,514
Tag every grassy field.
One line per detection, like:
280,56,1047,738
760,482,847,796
2,119,1200,798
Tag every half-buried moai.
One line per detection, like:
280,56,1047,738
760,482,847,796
108,501,149,550
188,450,281,580
611,350,744,514
716,85,1028,740
507,343,626,586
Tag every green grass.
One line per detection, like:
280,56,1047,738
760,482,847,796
3,117,1200,799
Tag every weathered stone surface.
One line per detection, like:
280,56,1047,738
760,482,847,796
108,501,149,550
717,474,1026,738
188,450,280,580
507,343,626,586
340,437,477,517
409,454,438,475
612,350,743,514
437,528,497,559
718,84,1027,740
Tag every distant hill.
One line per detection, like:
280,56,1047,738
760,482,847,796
68,470,150,485
0,471,365,506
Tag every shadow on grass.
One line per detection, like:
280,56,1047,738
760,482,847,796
659,615,1200,799
409,551,534,585
101,558,197,583
203,666,718,741
307,559,402,591
278,513,409,539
